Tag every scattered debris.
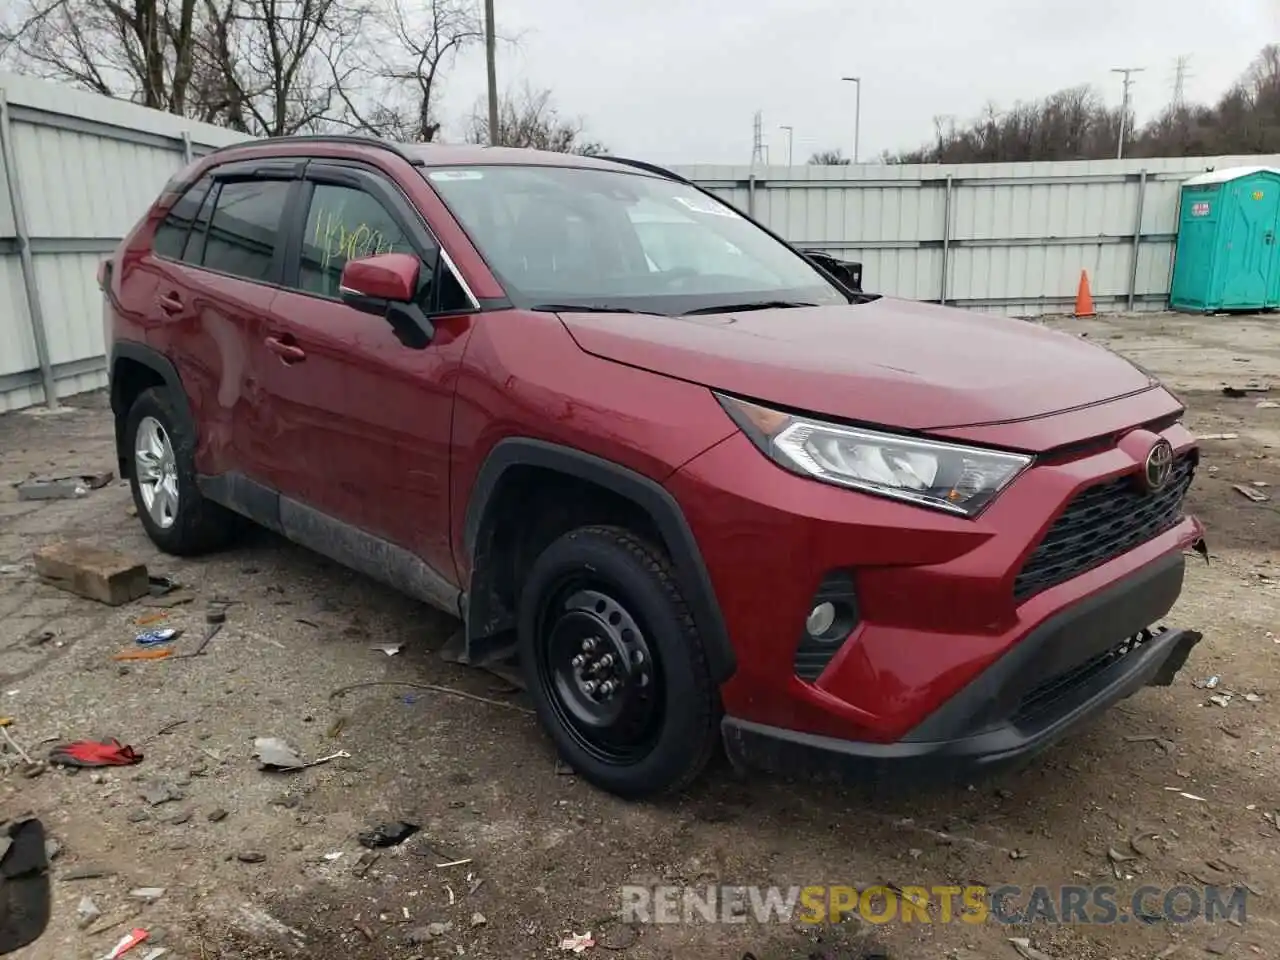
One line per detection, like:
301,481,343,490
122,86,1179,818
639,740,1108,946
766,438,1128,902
351,851,380,877
1164,787,1208,802
370,643,403,656
1258,400,1279,409
16,470,113,500
48,738,142,768
139,591,194,609
140,781,183,806
1222,385,1270,398
135,628,180,647
1124,734,1176,755
253,737,349,771
357,822,420,849
185,619,223,658
560,931,595,953
148,576,179,597
62,866,115,881
1008,938,1052,960
1233,484,1270,503
471,912,487,928
104,928,150,959
1208,694,1233,708
113,647,173,662
236,850,266,864
330,680,535,715
207,809,229,823
129,888,166,903
1194,676,1221,689
1196,432,1239,441
33,541,150,606
77,896,102,928
436,857,473,869
407,922,453,944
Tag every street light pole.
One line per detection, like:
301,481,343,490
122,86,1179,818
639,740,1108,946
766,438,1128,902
780,125,794,166
841,76,861,163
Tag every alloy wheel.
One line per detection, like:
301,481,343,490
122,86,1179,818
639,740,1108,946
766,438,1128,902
134,415,179,530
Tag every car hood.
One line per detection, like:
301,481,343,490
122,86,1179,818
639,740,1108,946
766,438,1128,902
558,297,1156,435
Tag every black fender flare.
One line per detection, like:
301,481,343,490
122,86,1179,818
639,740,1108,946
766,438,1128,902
463,437,737,684
108,342,197,469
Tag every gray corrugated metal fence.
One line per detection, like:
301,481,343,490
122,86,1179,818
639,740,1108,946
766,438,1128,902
2,70,1278,412
0,72,250,413
671,156,1280,316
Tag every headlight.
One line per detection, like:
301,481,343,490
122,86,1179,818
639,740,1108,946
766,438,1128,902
716,394,1032,517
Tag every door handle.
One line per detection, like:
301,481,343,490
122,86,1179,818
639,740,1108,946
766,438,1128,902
158,292,184,314
265,336,307,364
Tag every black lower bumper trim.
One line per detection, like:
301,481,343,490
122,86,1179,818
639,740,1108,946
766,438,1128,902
724,627,1200,785
724,546,1204,787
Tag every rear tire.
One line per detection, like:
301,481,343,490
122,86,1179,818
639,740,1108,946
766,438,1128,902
125,387,238,556
517,525,721,799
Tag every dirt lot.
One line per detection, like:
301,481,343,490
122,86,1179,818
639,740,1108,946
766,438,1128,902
2,311,1278,960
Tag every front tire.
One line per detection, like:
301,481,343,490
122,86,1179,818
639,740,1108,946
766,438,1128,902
517,525,721,799
125,387,237,556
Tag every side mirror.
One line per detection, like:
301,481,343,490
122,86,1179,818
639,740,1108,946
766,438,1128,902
338,253,434,348
803,251,863,293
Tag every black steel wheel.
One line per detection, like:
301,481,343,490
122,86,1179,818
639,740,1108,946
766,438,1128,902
518,525,720,799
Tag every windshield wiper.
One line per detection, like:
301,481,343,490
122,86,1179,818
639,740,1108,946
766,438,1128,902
531,303,661,315
681,300,817,316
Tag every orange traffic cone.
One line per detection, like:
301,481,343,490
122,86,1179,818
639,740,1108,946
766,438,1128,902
1074,270,1096,318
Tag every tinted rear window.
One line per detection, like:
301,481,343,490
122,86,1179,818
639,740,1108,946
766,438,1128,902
152,177,213,260
202,180,292,283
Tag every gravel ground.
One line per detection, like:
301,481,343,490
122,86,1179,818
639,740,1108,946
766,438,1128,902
1,311,1278,960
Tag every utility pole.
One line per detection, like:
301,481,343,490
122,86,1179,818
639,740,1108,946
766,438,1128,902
780,125,794,166
841,76,861,163
1111,66,1144,159
484,0,498,146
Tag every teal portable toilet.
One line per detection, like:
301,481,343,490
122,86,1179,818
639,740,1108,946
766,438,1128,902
1170,165,1280,313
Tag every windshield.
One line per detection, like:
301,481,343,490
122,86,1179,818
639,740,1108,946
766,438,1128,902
423,165,849,314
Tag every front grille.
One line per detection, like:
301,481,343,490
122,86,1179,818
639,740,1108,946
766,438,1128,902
1013,454,1195,603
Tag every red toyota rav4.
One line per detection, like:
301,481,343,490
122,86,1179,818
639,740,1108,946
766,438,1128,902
102,135,1206,799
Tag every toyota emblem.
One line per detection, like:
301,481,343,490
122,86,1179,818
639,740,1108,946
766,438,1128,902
1143,439,1175,493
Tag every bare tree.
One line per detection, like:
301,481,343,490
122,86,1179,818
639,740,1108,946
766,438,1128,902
330,0,483,142
807,148,850,165
1,0,202,113
1,0,374,135
466,84,604,154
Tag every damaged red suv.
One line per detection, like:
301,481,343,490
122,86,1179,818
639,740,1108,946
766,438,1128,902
102,136,1205,798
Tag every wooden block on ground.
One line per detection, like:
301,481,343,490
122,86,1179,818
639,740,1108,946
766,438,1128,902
32,541,149,606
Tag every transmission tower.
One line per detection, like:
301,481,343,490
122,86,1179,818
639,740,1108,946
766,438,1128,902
1171,55,1193,108
750,110,766,167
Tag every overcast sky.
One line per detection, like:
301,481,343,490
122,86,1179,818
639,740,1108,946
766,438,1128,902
437,0,1277,165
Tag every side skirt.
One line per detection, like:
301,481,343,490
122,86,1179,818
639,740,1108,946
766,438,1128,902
198,472,462,617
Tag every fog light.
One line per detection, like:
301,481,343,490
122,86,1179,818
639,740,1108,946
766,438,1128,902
805,601,837,639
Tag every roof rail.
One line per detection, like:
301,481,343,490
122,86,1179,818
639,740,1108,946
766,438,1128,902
598,156,692,184
202,134,421,165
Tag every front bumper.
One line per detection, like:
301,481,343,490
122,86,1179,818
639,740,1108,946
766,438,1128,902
722,551,1202,784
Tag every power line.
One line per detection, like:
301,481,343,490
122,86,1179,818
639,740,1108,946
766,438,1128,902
1111,66,1145,159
